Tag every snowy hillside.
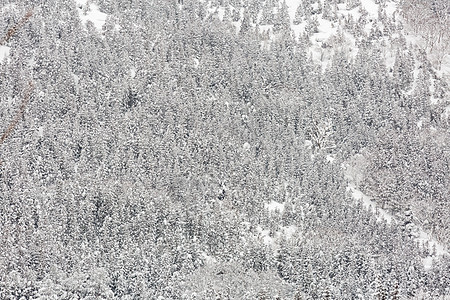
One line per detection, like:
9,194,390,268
213,0,449,80
0,0,449,299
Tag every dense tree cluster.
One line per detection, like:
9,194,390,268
0,0,448,298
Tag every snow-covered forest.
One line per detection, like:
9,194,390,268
0,0,449,298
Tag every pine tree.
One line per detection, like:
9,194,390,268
274,0,291,33
293,3,304,25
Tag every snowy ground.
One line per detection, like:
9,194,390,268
256,223,299,247
252,200,299,247
75,0,107,31
265,200,285,214
347,182,393,224
0,45,10,62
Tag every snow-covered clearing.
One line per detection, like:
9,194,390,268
265,200,285,214
256,224,299,247
0,45,10,62
284,0,299,22
75,0,107,31
256,226,274,246
258,200,299,247
360,0,379,18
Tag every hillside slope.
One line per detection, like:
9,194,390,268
0,0,449,299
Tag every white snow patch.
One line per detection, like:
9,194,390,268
129,67,136,78
284,0,299,22
37,126,44,137
384,51,396,70
422,257,433,270
326,154,335,163
216,7,225,21
339,7,362,20
192,57,200,68
417,119,423,129
347,183,393,224
443,106,450,120
385,1,397,16
201,251,217,264
304,139,313,149
284,0,307,38
360,0,379,18
291,22,306,39
76,0,107,31
1,3,16,12
281,225,297,239
256,226,274,246
241,221,251,231
308,18,337,69
0,46,10,63
416,230,449,257
416,227,450,269
242,142,251,151
265,200,285,214
404,62,420,96
27,57,36,68
72,74,80,94
256,224,298,247
314,18,337,43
